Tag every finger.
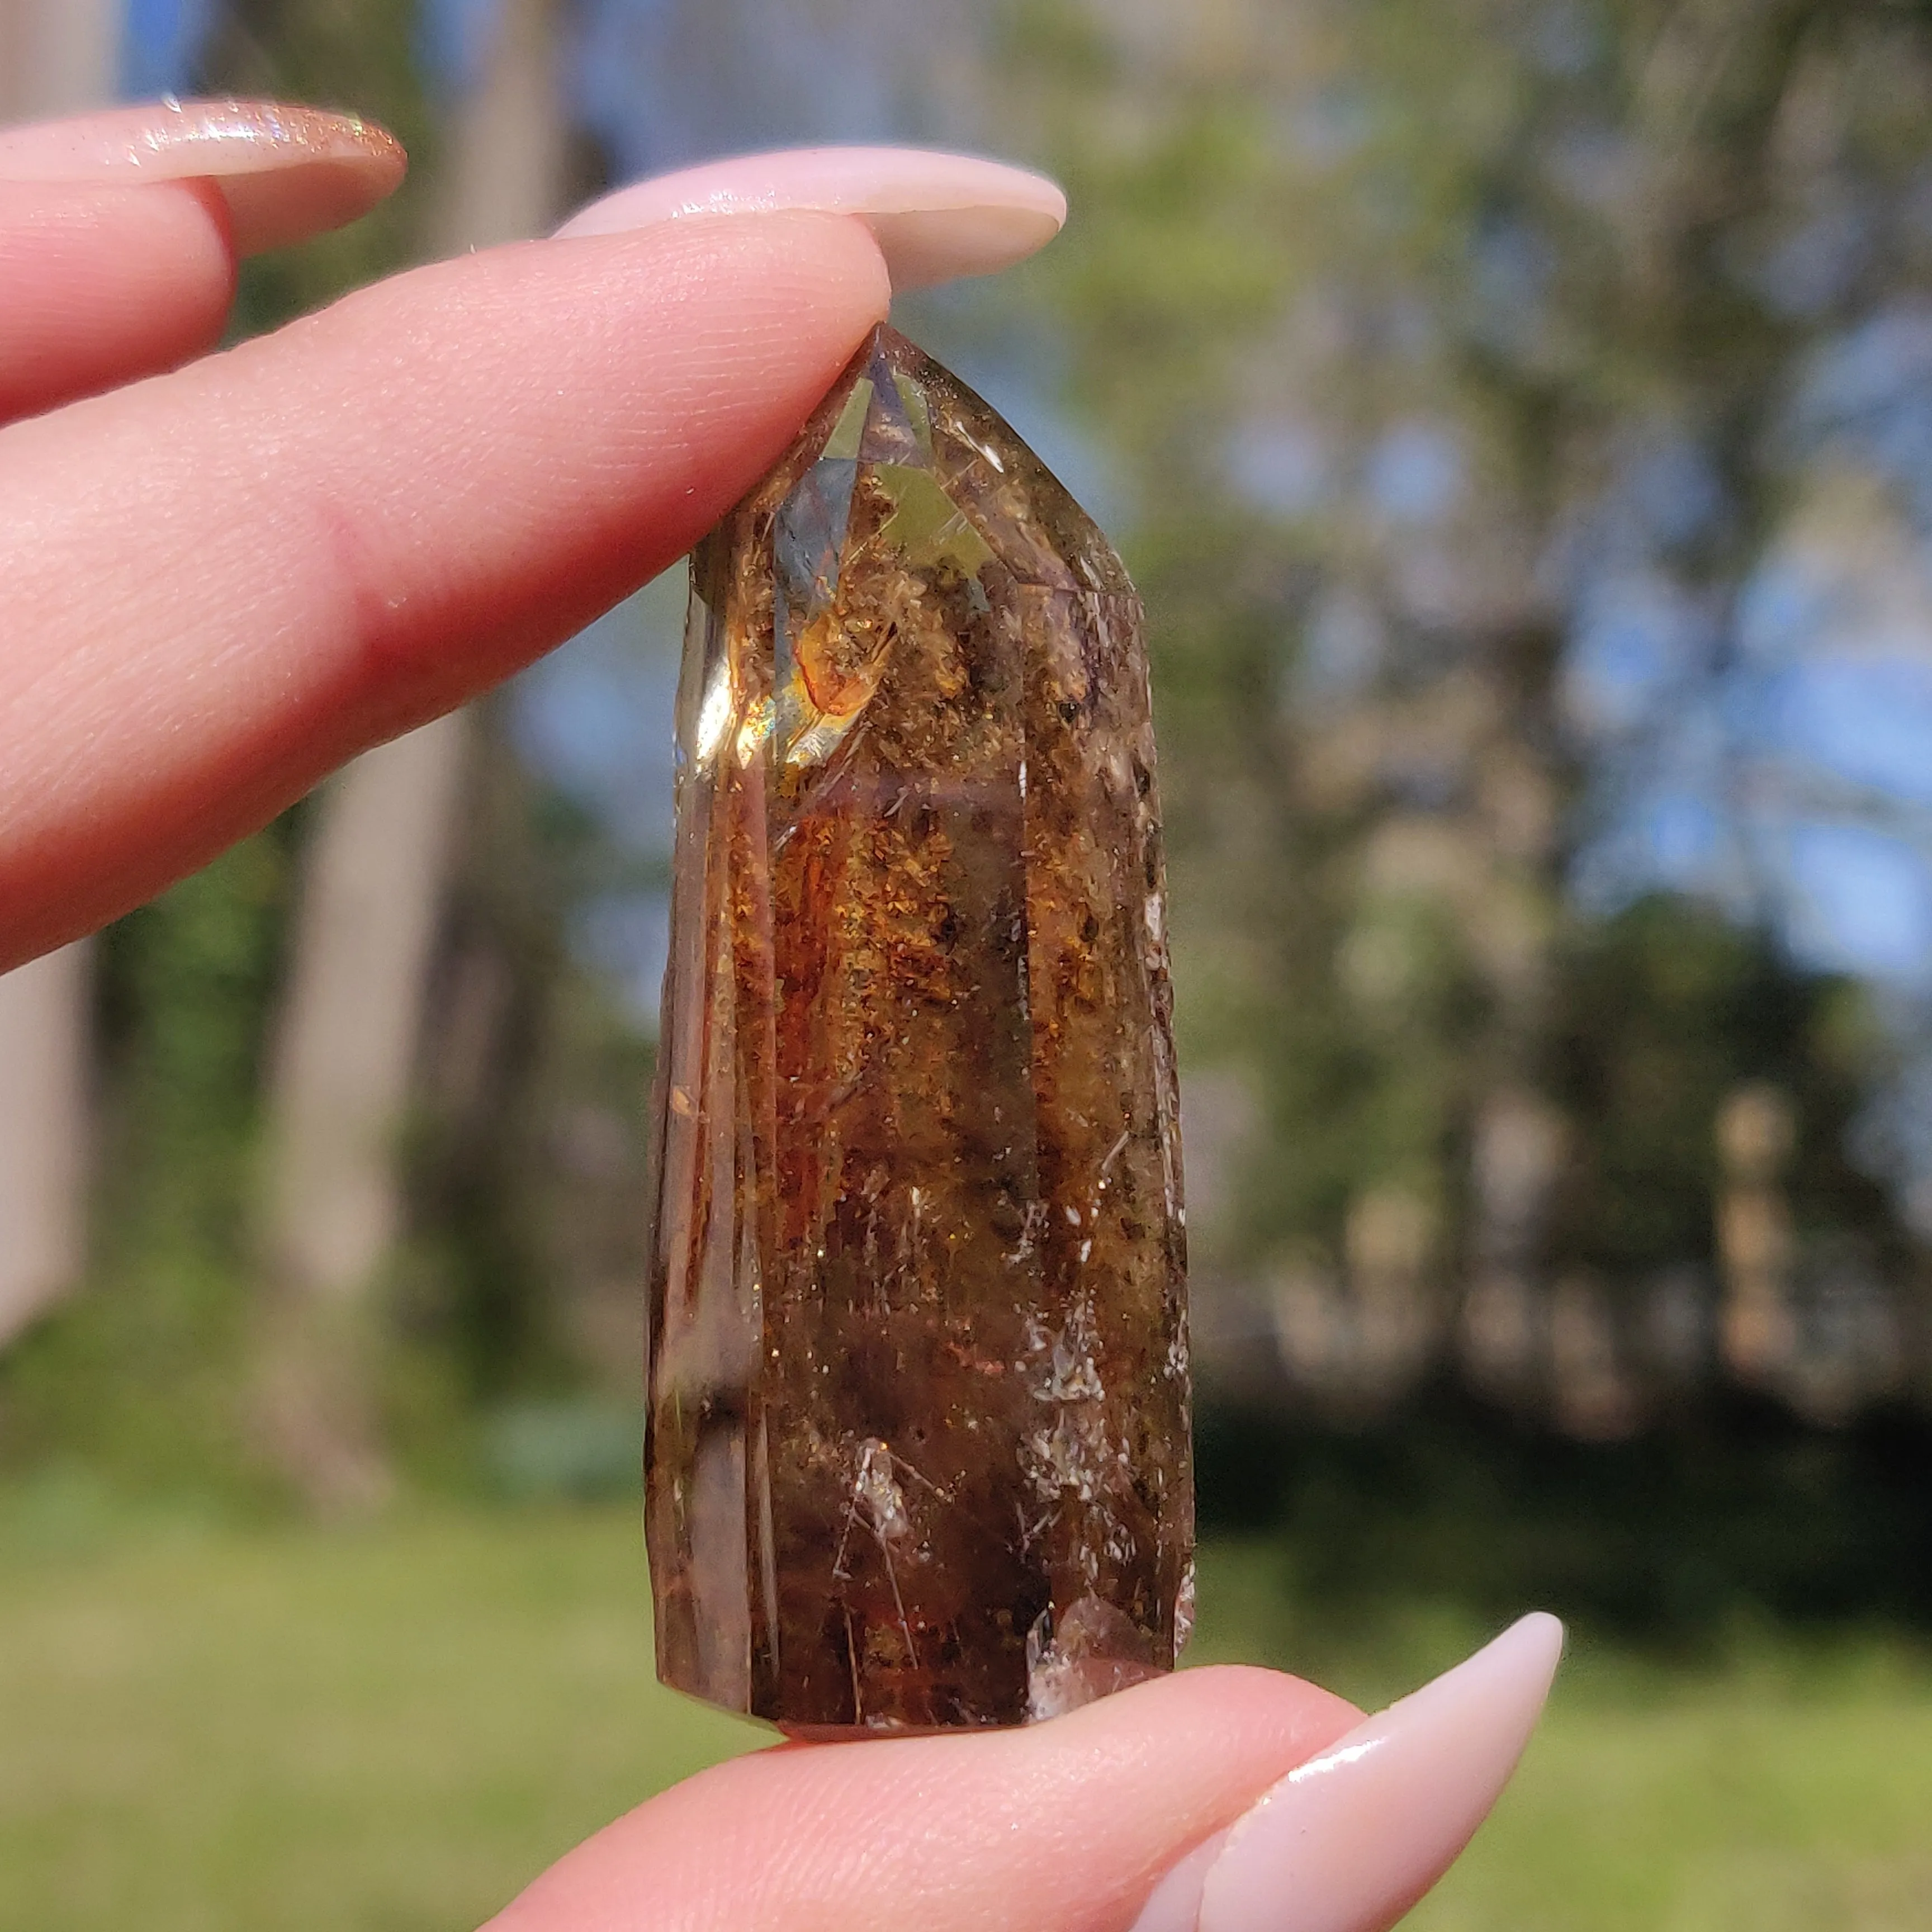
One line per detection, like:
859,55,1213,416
487,1618,1561,1932
0,100,406,424
0,211,891,967
0,179,234,422
556,146,1067,290
0,101,405,422
489,1665,1362,1932
0,99,406,254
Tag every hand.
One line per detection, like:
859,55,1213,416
0,100,1561,1931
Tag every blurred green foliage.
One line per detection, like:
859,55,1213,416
1199,1393,1932,1644
210,0,442,333
0,837,294,1494
1552,899,1893,1284
1003,0,1932,1423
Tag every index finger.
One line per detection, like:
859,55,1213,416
0,211,890,968
0,102,409,422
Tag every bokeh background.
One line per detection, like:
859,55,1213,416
3,0,1931,1925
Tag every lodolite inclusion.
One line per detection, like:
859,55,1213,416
644,324,1192,1733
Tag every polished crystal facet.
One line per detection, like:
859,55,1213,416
645,324,1191,1734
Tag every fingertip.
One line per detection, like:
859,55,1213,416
216,139,408,255
574,203,894,330
0,178,235,421
1098,1659,1366,1739
786,204,896,328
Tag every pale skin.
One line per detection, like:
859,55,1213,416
0,103,1561,1932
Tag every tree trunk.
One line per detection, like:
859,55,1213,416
254,0,572,1510
0,946,92,1348
0,0,119,120
0,0,121,1352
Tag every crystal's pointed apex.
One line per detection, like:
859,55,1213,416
859,326,1137,598
814,326,929,474
784,339,896,488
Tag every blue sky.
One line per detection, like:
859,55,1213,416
122,0,214,96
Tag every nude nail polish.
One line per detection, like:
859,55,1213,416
553,146,1066,290
1129,1614,1564,1932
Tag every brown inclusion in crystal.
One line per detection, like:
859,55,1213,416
645,324,1191,1734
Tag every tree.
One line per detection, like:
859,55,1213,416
0,0,117,120
252,0,576,1510
1005,0,1932,1430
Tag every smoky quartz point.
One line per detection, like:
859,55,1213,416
645,324,1192,1733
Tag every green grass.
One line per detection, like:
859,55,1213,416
1,1494,1928,1931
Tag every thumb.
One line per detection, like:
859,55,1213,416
486,1616,1561,1932
488,1663,1353,1932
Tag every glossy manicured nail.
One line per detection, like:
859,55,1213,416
0,100,406,253
554,145,1066,290
1130,1614,1564,1932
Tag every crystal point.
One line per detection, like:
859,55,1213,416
645,324,1191,1733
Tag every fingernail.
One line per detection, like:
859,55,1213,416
1129,1614,1564,1932
0,100,406,253
553,145,1066,291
